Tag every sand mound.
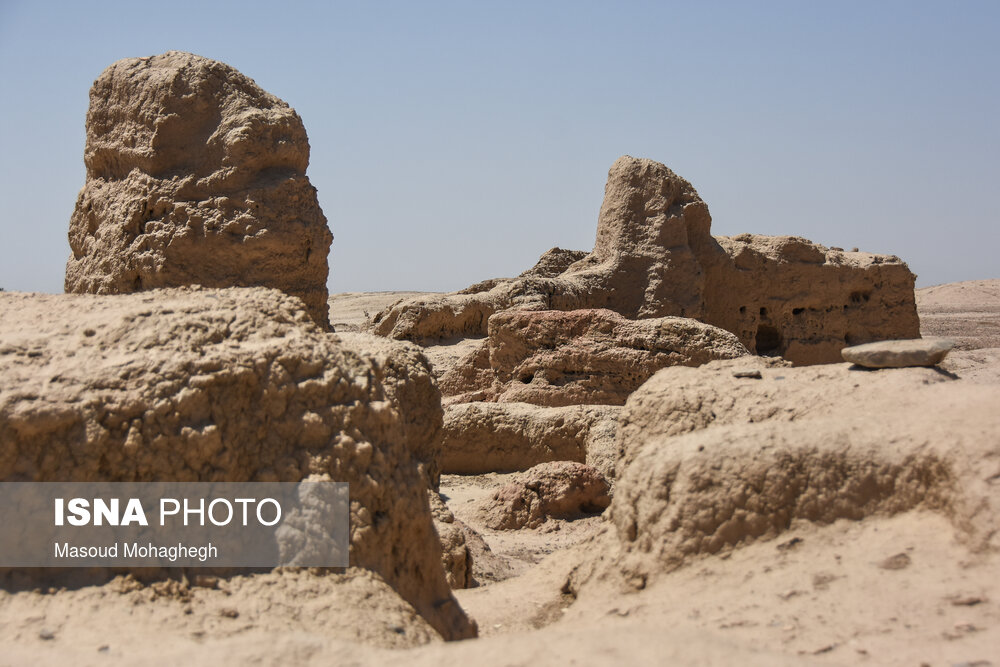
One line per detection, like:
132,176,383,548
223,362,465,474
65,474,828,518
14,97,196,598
65,52,332,327
568,360,1000,590
917,279,1000,350
916,279,1000,313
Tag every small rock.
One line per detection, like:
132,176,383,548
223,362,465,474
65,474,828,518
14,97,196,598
878,552,912,570
38,629,56,640
812,572,838,590
776,536,803,551
949,595,986,606
732,369,763,379
842,338,955,368
219,608,239,618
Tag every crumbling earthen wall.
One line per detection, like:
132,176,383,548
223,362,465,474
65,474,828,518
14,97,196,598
439,308,748,406
696,234,919,363
565,360,1000,593
372,156,919,364
0,288,473,640
65,52,333,328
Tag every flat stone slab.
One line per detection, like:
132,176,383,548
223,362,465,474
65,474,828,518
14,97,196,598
842,338,955,368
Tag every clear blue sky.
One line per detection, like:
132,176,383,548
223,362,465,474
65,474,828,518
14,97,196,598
1,0,997,294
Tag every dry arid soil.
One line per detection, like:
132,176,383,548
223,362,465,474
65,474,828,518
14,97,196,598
0,279,996,666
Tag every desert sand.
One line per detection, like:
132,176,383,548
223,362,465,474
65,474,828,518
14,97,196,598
0,281,996,666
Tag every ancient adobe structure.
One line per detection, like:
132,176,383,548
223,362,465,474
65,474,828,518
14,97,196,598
0,287,474,640
16,52,480,639
439,308,749,406
374,156,920,364
65,51,333,328
585,360,1000,589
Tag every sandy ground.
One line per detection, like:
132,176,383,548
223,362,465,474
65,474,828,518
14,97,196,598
2,281,999,666
917,279,1000,350
919,280,1000,385
328,291,429,332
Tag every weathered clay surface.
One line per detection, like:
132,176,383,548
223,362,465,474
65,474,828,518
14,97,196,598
457,248,588,296
614,357,951,473
65,52,332,328
479,462,611,530
437,339,493,401
558,158,711,319
372,157,919,363
440,402,620,474
699,234,920,363
841,338,955,368
429,492,472,589
574,360,1000,589
583,414,622,482
440,309,748,407
372,292,501,342
429,488,518,588
421,337,487,380
456,520,515,585
520,248,589,279
0,288,472,640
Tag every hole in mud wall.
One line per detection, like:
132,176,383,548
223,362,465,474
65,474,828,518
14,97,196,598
849,291,871,304
755,324,783,356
